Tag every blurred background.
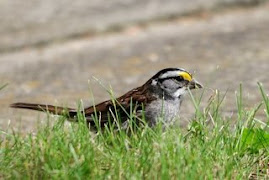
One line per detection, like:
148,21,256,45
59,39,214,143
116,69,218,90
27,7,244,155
0,0,268,132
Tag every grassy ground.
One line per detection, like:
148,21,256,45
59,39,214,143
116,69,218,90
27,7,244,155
0,84,268,179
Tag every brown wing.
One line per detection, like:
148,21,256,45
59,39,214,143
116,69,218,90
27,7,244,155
83,84,156,128
10,83,156,129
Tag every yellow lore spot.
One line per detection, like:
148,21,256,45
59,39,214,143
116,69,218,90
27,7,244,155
179,72,192,81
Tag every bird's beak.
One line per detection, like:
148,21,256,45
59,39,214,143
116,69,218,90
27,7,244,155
188,79,203,89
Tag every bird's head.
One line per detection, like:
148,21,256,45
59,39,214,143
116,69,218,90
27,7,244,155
149,68,203,99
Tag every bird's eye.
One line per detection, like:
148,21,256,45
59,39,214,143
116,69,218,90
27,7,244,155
174,76,184,81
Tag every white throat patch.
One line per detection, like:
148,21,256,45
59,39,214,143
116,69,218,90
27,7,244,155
173,87,187,98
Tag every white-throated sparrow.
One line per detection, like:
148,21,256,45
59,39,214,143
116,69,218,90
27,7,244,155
11,68,202,129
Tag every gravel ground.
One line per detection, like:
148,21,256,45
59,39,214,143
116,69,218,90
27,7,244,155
1,3,269,132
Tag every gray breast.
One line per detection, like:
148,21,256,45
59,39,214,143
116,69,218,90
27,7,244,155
145,98,182,127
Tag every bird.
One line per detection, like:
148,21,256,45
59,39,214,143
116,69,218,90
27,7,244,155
10,68,202,130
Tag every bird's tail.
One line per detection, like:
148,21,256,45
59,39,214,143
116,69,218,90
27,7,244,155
10,102,77,118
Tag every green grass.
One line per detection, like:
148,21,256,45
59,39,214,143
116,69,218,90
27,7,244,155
0,84,269,179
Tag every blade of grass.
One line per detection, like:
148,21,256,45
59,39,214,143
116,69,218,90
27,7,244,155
0,83,8,91
258,82,269,121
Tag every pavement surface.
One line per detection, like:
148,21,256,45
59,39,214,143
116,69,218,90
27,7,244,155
0,0,263,52
1,3,269,132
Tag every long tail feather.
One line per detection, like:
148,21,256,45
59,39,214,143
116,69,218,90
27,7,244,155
10,102,77,117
